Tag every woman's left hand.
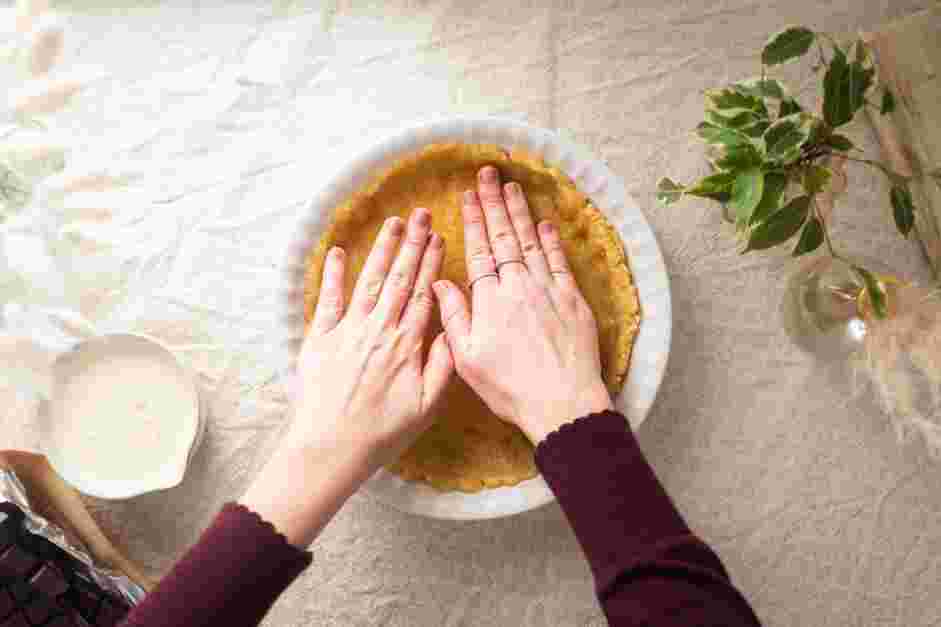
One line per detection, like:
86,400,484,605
243,207,453,548
287,206,453,469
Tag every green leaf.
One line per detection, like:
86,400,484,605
686,171,737,199
734,78,786,100
707,89,761,111
803,165,832,194
696,122,753,148
728,168,765,222
762,27,815,66
764,116,810,160
740,120,771,138
825,133,854,151
793,216,824,255
749,172,788,225
823,48,875,127
854,266,888,318
890,184,915,236
880,87,896,115
656,177,684,205
744,195,810,251
778,98,803,118
714,143,763,171
706,109,763,130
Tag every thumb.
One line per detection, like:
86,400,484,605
432,280,470,351
421,332,453,411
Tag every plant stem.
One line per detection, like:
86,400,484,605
817,31,842,54
841,155,903,180
812,196,838,258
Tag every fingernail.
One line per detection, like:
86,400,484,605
429,232,442,249
432,280,448,295
539,221,555,235
479,166,498,183
386,216,404,235
463,190,476,205
505,182,520,196
414,207,430,226
330,246,344,259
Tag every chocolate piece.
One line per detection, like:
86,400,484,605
94,600,129,627
72,589,100,621
0,546,37,578
2,611,29,627
24,597,55,625
8,581,32,604
30,564,68,598
0,590,14,619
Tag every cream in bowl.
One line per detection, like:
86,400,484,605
39,333,203,499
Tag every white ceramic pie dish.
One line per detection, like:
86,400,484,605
277,116,671,520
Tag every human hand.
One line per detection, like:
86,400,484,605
287,207,454,469
242,208,453,548
432,166,612,445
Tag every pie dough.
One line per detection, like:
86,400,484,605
304,143,640,492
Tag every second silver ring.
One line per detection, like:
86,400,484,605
495,258,527,273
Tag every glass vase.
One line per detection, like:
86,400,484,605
781,255,894,361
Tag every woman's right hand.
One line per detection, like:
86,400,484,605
432,165,612,444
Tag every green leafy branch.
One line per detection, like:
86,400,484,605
657,26,916,318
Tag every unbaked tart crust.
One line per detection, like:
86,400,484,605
304,143,640,492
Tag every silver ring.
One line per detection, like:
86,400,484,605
467,272,499,290
496,258,526,273
550,270,569,276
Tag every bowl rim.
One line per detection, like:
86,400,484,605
277,115,672,520
40,332,204,500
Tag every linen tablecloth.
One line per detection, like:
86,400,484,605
1,1,938,625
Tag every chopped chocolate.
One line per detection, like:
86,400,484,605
93,600,129,627
0,504,133,627
30,564,68,598
72,589,100,622
0,546,37,579
24,596,55,625
2,611,28,627
7,581,32,604
0,590,14,619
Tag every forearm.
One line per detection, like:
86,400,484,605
120,504,311,627
239,430,375,548
536,410,761,626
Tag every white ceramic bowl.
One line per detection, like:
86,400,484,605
278,116,671,520
40,333,205,500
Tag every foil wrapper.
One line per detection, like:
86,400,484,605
0,467,144,606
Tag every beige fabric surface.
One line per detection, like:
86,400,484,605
2,1,940,625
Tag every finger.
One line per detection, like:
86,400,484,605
349,216,405,318
433,280,470,352
311,246,347,333
538,220,577,291
503,181,550,284
462,189,498,292
400,232,444,338
477,166,525,283
374,207,432,326
421,332,454,412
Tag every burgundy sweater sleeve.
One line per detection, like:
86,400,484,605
120,503,311,627
535,410,761,626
